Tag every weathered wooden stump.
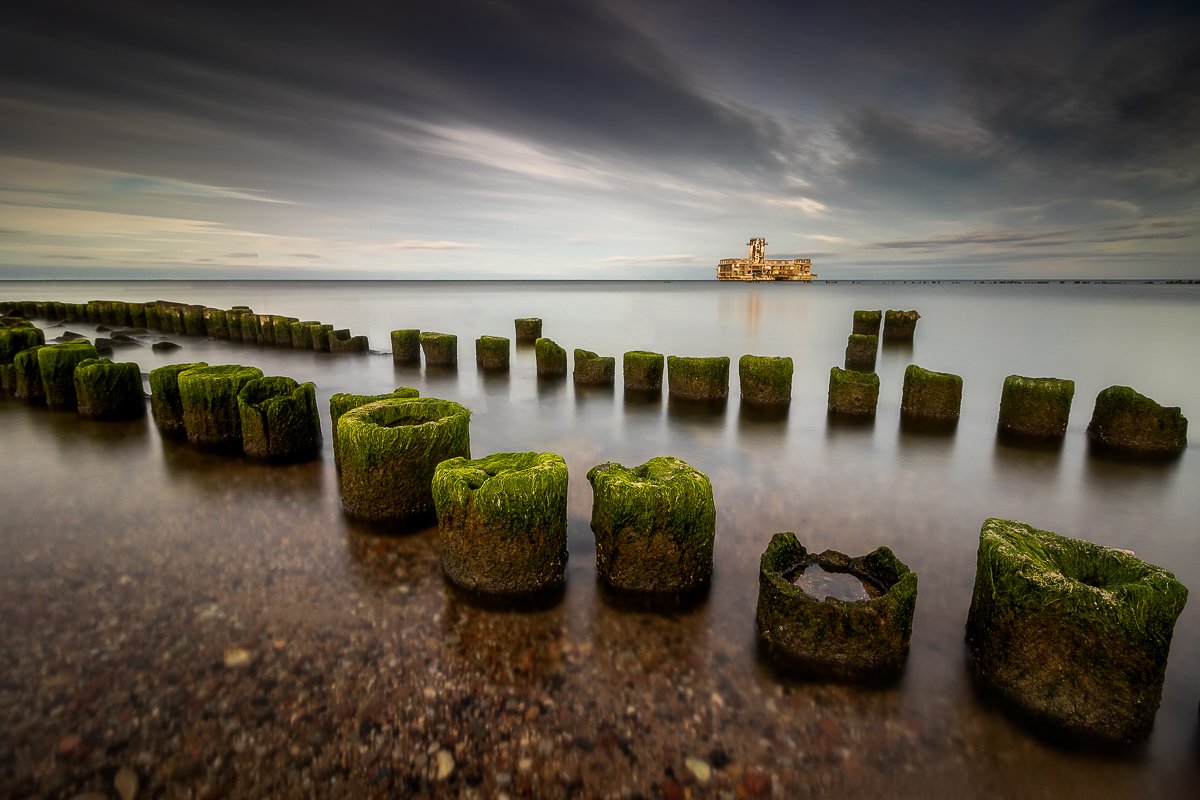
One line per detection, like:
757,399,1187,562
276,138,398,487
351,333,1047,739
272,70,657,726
740,355,792,406
883,310,920,341
1087,386,1187,456
535,337,567,377
74,358,145,419
177,364,264,449
514,317,542,344
901,364,963,422
238,376,322,461
203,308,229,339
667,356,729,401
623,351,664,393
419,331,457,366
312,324,333,353
182,305,207,336
391,329,421,364
149,362,208,436
998,375,1074,439
475,336,510,370
587,456,715,600
573,349,614,385
757,532,917,681
13,345,49,402
337,397,471,525
433,451,568,597
38,341,99,410
272,316,299,347
966,518,1188,744
843,334,878,372
0,325,45,395
329,328,369,353
827,366,879,416
853,310,882,336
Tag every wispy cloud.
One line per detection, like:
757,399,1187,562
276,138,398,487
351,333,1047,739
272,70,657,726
600,253,698,264
384,239,481,250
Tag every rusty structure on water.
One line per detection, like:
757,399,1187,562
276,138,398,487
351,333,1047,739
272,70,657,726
717,237,816,281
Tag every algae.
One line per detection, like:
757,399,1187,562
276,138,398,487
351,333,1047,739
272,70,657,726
535,337,567,376
901,364,963,422
74,358,146,419
13,345,49,402
391,329,421,364
419,331,457,366
666,356,729,401
827,366,879,416
852,310,882,336
38,341,99,410
573,349,615,385
739,355,793,406
998,375,1074,438
514,317,542,344
1086,385,1187,455
238,375,322,461
475,336,510,370
177,364,264,448
149,361,208,435
843,334,878,372
883,310,920,341
0,326,45,364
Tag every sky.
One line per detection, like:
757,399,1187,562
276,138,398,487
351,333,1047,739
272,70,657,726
1,0,1198,280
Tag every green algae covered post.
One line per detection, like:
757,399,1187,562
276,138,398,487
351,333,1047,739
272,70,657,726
1087,386,1188,456
514,317,542,344
182,305,207,336
74,358,146,420
843,334,878,372
0,325,45,395
203,307,230,339
177,364,264,449
13,345,49,402
882,310,921,342
623,350,664,393
419,331,457,366
329,387,420,438
239,312,261,345
965,518,1187,744
827,366,879,416
256,314,276,345
272,315,299,347
998,375,1074,439
237,376,322,461
587,456,715,599
667,355,729,401
535,337,567,377
312,324,333,353
142,302,160,331
852,310,882,336
337,397,471,525
901,364,963,422
226,308,249,343
329,328,369,353
128,303,147,328
38,341,99,410
756,532,917,681
739,355,793,406
475,336,510,370
289,321,314,350
149,362,208,436
573,348,615,385
391,329,421,364
433,451,568,597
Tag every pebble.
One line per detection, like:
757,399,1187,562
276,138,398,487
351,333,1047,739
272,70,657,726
435,749,455,780
114,766,139,800
685,756,712,784
223,648,252,668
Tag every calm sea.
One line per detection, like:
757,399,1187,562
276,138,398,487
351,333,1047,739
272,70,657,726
2,279,1198,797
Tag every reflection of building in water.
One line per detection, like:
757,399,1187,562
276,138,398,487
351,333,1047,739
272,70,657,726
717,237,816,281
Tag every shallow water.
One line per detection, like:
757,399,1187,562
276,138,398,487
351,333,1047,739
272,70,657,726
1,280,1198,798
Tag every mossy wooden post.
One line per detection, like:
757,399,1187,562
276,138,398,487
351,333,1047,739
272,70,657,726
739,355,793,406
203,307,229,339
0,327,44,395
827,366,879,416
158,302,184,335
252,314,274,345
329,328,369,353
13,345,49,402
142,302,160,331
965,518,1188,744
623,351,664,393
289,321,313,350
272,315,298,347
110,301,131,327
587,456,715,599
883,310,921,342
391,329,421,364
433,452,568,597
514,318,542,344
312,324,333,353
226,307,251,343
337,397,471,525
329,387,420,468
475,336,510,370
573,349,615,385
901,364,963,422
534,337,567,377
997,375,1074,438
74,359,145,420
38,341,99,410
756,532,917,681
844,334,878,372
177,364,264,449
853,310,882,336
1087,386,1188,455
667,356,729,401
237,376,322,461
238,311,260,344
420,331,457,366
149,362,208,436
128,303,146,328
181,305,206,336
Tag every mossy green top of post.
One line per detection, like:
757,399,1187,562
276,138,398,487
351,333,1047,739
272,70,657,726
966,518,1188,742
74,358,146,419
623,350,664,392
13,345,49,401
329,387,421,433
475,335,510,369
1086,385,1188,454
756,531,917,680
312,324,333,352
883,309,921,340
149,362,208,434
177,364,264,447
852,310,882,335
38,340,99,410
586,456,716,595
272,316,298,346
337,397,472,523
667,355,730,401
391,329,421,363
514,317,542,343
828,366,880,416
901,364,963,421
433,451,566,531
535,337,567,376
998,375,1075,438
573,348,615,384
419,331,458,365
739,354,793,406
844,334,878,371
238,375,322,461
0,326,45,363
203,307,229,339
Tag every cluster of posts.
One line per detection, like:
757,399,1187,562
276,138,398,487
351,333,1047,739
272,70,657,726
1,300,1194,748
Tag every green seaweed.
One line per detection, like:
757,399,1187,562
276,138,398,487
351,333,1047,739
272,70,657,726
475,335,510,370
13,345,49,402
586,456,715,596
312,324,333,353
535,337,567,376
419,331,457,365
149,362,208,435
623,350,664,393
514,317,542,343
998,375,1074,438
203,308,229,339
391,329,421,364
882,310,920,341
901,364,963,422
272,316,299,347
573,348,615,385
239,312,261,344
827,366,879,416
739,355,793,406
852,310,882,336
756,532,917,681
182,305,207,336
432,451,568,595
0,326,45,364
74,358,146,420
177,364,264,448
843,334,878,372
337,397,471,524
238,375,322,461
666,356,729,401
965,518,1187,743
38,341,99,410
1086,385,1187,455
328,328,369,353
